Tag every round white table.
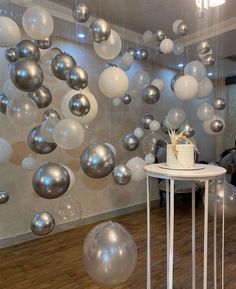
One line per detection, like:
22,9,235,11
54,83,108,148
144,163,226,289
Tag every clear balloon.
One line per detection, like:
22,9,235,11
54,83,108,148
173,41,184,55
133,69,150,90
160,38,174,54
167,107,186,126
0,138,12,164
126,157,146,182
174,75,199,100
195,77,213,99
134,127,144,139
112,97,122,107
3,79,27,99
142,132,160,155
0,16,20,47
112,164,131,185
184,60,207,81
145,153,155,164
31,212,55,236
21,155,37,170
151,78,165,92
197,103,215,121
40,117,60,142
143,30,154,43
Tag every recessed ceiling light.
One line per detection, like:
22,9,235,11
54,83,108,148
208,72,213,76
196,0,225,9
77,33,85,38
178,63,184,68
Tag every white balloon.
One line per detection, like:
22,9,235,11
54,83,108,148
197,103,215,121
22,6,54,40
164,116,179,130
62,165,75,193
149,120,160,132
21,155,37,170
3,79,26,99
99,66,129,98
195,77,213,99
133,127,144,139
0,138,12,164
160,38,174,54
132,69,150,90
143,31,154,43
126,157,146,182
112,97,122,107
121,52,134,66
40,117,60,142
173,41,184,56
174,75,199,100
172,19,184,34
167,107,186,127
151,78,164,92
145,153,155,165
94,29,122,60
0,16,20,47
105,143,117,157
184,60,207,81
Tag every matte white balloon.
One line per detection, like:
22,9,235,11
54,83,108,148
174,75,199,100
160,38,174,54
197,103,215,121
172,19,184,34
133,127,144,139
184,60,207,81
167,107,186,127
145,153,155,164
151,78,165,92
62,165,75,193
21,155,37,170
0,16,20,47
195,77,213,99
0,138,12,164
112,97,122,107
149,120,160,132
126,157,146,182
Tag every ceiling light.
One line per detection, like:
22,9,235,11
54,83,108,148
196,0,226,9
77,33,85,38
208,72,213,76
178,63,184,68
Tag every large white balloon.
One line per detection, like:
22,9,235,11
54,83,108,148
61,89,98,124
94,29,122,60
0,16,20,47
195,77,213,99
160,38,174,54
184,60,207,81
197,103,215,121
126,157,146,182
22,6,54,40
167,107,186,127
99,66,129,98
0,138,12,164
151,78,164,92
174,75,199,100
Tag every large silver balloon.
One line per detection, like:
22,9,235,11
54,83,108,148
31,212,55,236
5,47,18,63
127,47,137,59
177,22,189,35
72,3,90,23
182,124,195,138
65,66,88,90
122,133,139,151
202,54,214,67
80,143,115,178
0,191,9,204
10,59,44,92
141,112,154,129
0,93,8,114
36,36,52,50
197,40,211,55
90,18,111,43
69,93,90,116
15,40,41,62
112,164,131,185
83,221,137,286
27,125,57,154
214,98,226,110
139,48,148,60
42,108,61,121
32,162,70,199
210,119,224,133
142,85,160,104
155,29,166,41
123,93,132,105
171,72,183,91
28,85,52,108
51,53,76,80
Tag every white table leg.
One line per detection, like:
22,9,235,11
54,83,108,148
203,180,209,289
222,178,225,289
147,175,151,289
168,179,175,289
213,179,217,289
166,180,170,289
192,182,196,289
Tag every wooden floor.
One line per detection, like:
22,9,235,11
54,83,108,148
0,203,236,289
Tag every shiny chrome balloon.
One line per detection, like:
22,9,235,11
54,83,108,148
65,66,88,90
83,221,137,286
170,72,183,91
5,47,18,63
32,162,70,199
36,36,52,50
202,54,214,67
10,58,44,92
123,93,132,105
0,93,8,114
69,93,90,116
141,112,154,129
0,191,9,204
90,18,111,43
28,85,52,108
15,40,41,62
140,48,148,60
182,124,195,138
177,22,189,35
80,143,115,178
155,29,166,41
197,40,211,55
51,53,76,80
122,133,139,151
127,47,137,59
42,108,61,121
31,212,55,236
214,98,226,110
27,125,57,154
112,164,131,185
210,119,224,133
142,85,160,104
72,3,90,23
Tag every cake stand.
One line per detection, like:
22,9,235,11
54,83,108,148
144,163,226,289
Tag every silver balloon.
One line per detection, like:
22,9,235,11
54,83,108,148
123,93,132,105
10,59,44,92
27,125,57,154
142,85,160,104
80,143,115,178
36,36,52,50
32,162,70,199
0,93,8,114
15,40,41,62
127,47,137,59
202,54,214,67
90,18,111,43
141,112,154,129
72,3,90,23
214,98,226,110
155,29,166,41
140,48,148,60
83,221,137,286
122,133,139,151
31,212,55,236
51,53,76,80
69,93,90,116
171,72,183,91
65,66,88,90
42,109,61,121
0,191,9,204
197,41,211,55
28,85,52,108
210,119,224,133
112,164,131,185
182,124,195,138
5,47,18,63
177,22,189,35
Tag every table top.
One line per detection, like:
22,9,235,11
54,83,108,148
144,163,226,180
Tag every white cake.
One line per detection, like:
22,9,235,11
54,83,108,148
166,144,195,168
